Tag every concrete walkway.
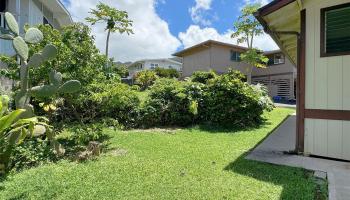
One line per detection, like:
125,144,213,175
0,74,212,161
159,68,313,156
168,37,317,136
246,114,350,200
274,103,296,108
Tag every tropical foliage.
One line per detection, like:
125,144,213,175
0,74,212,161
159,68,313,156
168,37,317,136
0,95,59,174
154,67,180,78
190,70,217,84
231,4,268,83
86,2,133,72
134,70,159,90
0,12,81,119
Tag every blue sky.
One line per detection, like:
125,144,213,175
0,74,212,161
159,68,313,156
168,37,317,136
156,0,248,37
62,0,277,62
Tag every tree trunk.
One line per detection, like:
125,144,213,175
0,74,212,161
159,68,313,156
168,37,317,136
247,73,252,84
246,65,253,84
105,29,111,72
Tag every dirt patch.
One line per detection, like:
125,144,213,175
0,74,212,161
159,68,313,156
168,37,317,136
110,148,128,157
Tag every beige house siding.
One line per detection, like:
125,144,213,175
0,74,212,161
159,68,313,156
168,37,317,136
182,48,211,77
303,0,350,160
181,44,249,77
178,41,296,99
252,56,296,100
209,44,248,74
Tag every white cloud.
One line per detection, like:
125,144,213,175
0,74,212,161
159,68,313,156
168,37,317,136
243,0,270,6
66,0,181,62
178,25,278,51
189,0,215,26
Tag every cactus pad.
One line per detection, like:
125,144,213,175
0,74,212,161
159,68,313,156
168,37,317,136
31,85,58,98
49,70,63,86
33,125,46,136
58,80,81,94
27,53,44,68
13,37,29,61
25,28,43,44
5,12,19,36
42,44,58,61
0,34,14,40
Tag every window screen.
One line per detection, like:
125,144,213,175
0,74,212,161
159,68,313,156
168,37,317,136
324,4,350,54
230,51,241,62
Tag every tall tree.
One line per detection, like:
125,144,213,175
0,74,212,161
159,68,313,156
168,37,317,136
86,2,133,72
231,3,268,84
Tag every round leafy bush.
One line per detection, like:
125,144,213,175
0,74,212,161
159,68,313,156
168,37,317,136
131,85,141,91
191,70,217,84
134,70,159,90
201,70,274,127
140,78,205,127
140,71,273,128
154,67,180,78
66,81,140,128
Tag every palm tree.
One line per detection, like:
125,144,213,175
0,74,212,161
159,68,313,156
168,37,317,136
86,2,133,72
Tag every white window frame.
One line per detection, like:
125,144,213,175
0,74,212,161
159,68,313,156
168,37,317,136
273,53,285,65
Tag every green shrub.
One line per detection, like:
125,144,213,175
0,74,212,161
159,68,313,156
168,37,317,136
112,64,129,78
11,138,57,171
201,70,274,127
140,71,273,128
140,78,205,127
154,67,180,78
60,123,106,145
65,81,140,128
191,70,217,84
131,85,141,91
134,70,158,90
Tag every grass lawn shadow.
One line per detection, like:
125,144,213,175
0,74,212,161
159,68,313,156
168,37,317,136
224,154,319,200
223,114,323,200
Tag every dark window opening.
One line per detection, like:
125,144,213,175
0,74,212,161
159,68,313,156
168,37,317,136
43,17,53,27
0,0,6,12
321,3,350,57
230,50,241,62
274,53,285,64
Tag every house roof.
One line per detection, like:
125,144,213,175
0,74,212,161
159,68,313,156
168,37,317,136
173,40,249,57
40,0,73,27
254,0,301,65
264,49,283,55
128,58,182,68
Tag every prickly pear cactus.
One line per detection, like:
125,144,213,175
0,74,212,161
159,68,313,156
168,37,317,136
0,12,81,117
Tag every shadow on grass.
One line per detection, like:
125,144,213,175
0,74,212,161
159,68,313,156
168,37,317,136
223,115,322,200
224,155,317,200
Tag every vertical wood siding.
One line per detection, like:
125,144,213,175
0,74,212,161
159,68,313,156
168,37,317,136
304,0,350,160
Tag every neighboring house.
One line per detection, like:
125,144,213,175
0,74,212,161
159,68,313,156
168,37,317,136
0,0,73,91
173,40,250,77
252,50,296,100
128,58,182,78
173,40,296,100
256,0,350,161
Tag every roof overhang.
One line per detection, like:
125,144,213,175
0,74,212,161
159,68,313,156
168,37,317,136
40,0,73,27
255,0,303,65
173,40,248,57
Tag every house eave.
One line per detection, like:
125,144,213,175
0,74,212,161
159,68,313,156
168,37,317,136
40,0,73,27
254,0,301,66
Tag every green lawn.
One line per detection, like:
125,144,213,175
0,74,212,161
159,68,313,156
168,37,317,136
0,108,319,200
